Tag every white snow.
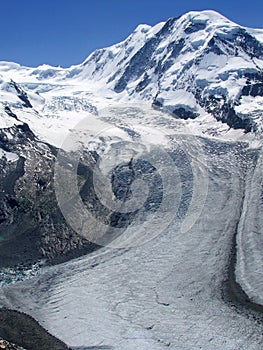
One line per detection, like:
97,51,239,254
2,135,263,349
0,9,263,350
0,9,262,137
0,148,19,162
236,150,263,305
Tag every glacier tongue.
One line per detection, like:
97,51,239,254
2,131,263,350
0,9,263,350
236,150,263,305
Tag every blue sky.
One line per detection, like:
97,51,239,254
1,0,263,67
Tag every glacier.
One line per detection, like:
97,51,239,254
0,9,262,350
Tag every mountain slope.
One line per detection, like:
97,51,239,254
2,135,263,350
82,10,263,132
0,10,263,140
0,10,263,350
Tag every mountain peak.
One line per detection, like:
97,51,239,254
183,9,234,23
0,10,263,135
161,10,238,37
133,23,152,34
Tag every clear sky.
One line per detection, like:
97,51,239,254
1,0,263,67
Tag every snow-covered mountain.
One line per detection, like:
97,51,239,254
0,9,263,142
0,10,263,350
82,10,263,132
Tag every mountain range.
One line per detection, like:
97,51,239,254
0,10,263,350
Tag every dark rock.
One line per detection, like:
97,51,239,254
172,107,199,120
9,81,32,108
0,309,70,350
158,17,178,36
135,73,151,92
114,37,159,93
4,107,18,121
114,21,183,93
193,88,257,132
233,28,263,59
184,21,206,34
0,338,26,350
0,125,99,269
242,72,263,97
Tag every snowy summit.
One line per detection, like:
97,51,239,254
0,10,263,350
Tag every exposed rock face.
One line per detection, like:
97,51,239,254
0,309,70,350
0,10,262,272
0,339,26,350
0,109,97,268
0,10,262,350
78,11,263,132
0,11,263,139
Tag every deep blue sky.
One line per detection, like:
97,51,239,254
1,0,262,67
